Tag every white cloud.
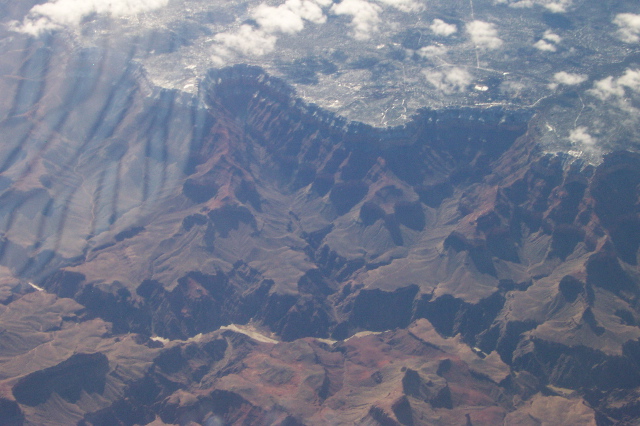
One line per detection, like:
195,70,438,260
500,80,527,96
569,127,597,147
287,0,327,24
534,30,562,51
617,69,640,92
534,39,556,52
553,71,587,86
590,76,625,100
499,0,572,13
499,0,532,7
614,13,640,44
214,25,277,56
466,21,503,50
417,45,448,58
589,69,640,100
543,30,561,44
430,19,457,37
331,0,382,40
329,0,424,40
214,0,327,57
542,1,570,13
252,0,326,34
9,0,169,35
375,0,423,12
423,67,473,94
253,5,304,34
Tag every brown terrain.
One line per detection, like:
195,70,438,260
0,23,639,425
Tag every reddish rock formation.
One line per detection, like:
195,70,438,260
0,43,638,423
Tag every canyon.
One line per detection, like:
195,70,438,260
0,32,639,425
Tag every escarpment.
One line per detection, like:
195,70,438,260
2,60,640,424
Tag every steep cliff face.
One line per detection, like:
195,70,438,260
1,47,640,424
34,64,533,341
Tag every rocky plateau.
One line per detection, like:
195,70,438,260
0,28,640,425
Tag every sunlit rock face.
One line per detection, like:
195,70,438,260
2,14,640,425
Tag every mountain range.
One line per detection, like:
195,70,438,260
1,31,640,424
